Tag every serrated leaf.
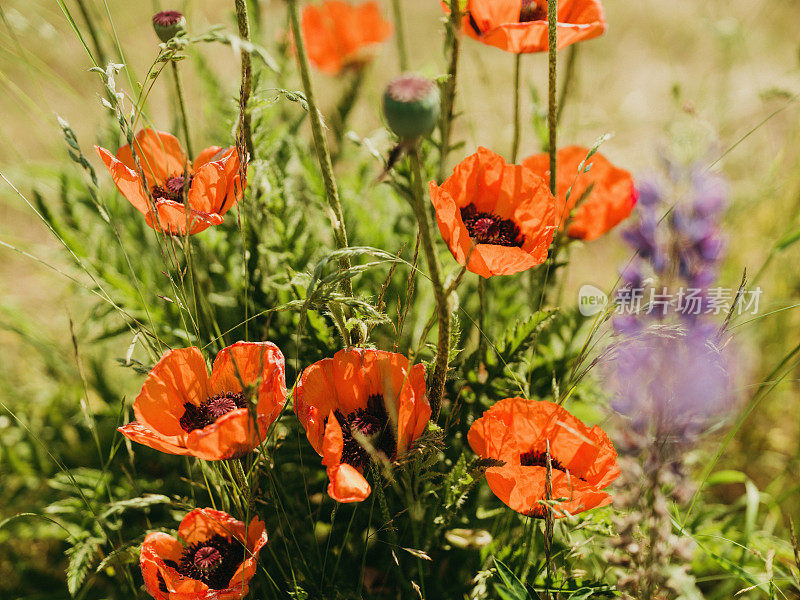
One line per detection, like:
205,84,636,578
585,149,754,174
66,537,103,596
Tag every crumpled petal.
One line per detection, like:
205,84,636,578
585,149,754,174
522,145,636,240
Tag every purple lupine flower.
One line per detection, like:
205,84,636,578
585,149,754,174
617,163,730,320
601,321,736,440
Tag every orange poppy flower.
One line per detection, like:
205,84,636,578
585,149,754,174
95,129,245,235
521,145,637,241
294,348,430,503
453,0,607,54
300,0,393,75
429,147,556,278
468,398,619,517
118,342,286,461
140,508,268,600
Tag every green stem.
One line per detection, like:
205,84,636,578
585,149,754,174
287,0,354,301
512,53,522,163
170,61,193,157
409,146,450,418
234,0,255,158
391,0,409,71
547,0,558,196
437,0,462,182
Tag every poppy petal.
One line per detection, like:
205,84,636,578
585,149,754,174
522,145,635,240
118,422,191,456
187,161,228,215
301,0,392,74
134,347,211,440
209,341,287,427
185,408,263,461
218,148,245,216
94,146,150,215
193,145,224,171
145,200,224,235
461,0,606,53
116,129,188,188
178,508,248,546
141,532,183,600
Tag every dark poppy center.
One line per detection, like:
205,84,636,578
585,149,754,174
179,391,248,432
461,204,525,247
519,449,567,471
168,534,243,590
519,0,548,22
152,173,192,203
193,546,222,570
328,395,397,470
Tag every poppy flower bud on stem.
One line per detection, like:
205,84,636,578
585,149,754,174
382,74,441,141
152,10,186,43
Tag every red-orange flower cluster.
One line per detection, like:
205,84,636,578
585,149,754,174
118,342,286,461
522,145,637,240
468,398,619,517
430,147,556,278
300,0,392,75
95,129,245,235
140,508,268,600
455,0,607,54
294,348,430,502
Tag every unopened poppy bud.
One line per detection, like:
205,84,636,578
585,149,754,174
382,74,440,141
152,10,186,43
346,318,368,346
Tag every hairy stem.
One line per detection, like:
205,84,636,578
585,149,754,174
234,0,255,158
391,0,409,71
170,61,193,158
409,146,450,417
287,0,354,301
437,0,462,182
547,0,558,196
512,53,522,163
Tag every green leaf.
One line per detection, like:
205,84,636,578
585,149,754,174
66,537,103,596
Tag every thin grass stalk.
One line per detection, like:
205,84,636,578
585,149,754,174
391,0,409,71
170,61,194,158
547,0,558,196
286,0,354,304
409,145,450,417
556,45,578,125
543,441,556,600
234,0,256,158
477,275,487,361
437,0,462,182
512,53,522,163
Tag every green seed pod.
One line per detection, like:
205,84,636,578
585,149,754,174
382,74,441,141
152,10,187,43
